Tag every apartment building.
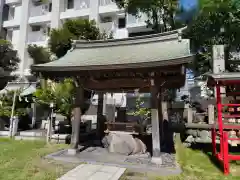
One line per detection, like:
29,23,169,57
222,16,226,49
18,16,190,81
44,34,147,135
0,0,152,76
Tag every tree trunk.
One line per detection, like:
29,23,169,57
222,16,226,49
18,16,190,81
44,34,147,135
152,10,161,33
169,12,175,30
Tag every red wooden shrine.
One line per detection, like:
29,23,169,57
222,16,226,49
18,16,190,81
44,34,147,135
207,73,240,175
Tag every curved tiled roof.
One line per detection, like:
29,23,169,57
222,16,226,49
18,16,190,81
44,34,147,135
31,27,193,72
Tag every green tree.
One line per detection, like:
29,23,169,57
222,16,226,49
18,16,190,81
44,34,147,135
0,90,27,117
49,19,111,58
0,39,20,74
27,45,51,65
0,40,20,90
184,0,240,75
34,78,75,123
27,45,52,88
127,96,150,132
115,0,180,32
128,96,150,118
30,19,102,123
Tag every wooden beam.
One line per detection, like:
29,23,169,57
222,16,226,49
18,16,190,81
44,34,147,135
40,65,184,80
84,75,185,91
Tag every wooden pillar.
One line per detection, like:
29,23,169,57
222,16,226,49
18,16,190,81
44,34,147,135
103,93,107,115
97,92,105,140
150,78,162,164
68,86,84,155
158,90,163,144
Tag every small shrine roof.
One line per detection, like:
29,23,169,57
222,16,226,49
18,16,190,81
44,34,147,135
31,27,193,72
207,72,240,86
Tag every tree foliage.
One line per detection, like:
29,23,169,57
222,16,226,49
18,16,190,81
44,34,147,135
27,45,51,65
49,19,111,58
0,39,20,73
128,96,150,120
184,0,240,75
34,78,75,121
0,90,28,117
115,0,180,32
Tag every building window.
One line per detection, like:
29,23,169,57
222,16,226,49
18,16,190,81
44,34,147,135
49,3,52,12
2,5,9,21
100,16,112,23
8,6,15,20
67,0,74,9
31,25,41,32
118,18,126,29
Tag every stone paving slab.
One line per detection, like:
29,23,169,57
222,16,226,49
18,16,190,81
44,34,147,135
46,148,182,176
57,164,126,180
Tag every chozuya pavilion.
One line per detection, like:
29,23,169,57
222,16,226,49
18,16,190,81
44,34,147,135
31,27,193,164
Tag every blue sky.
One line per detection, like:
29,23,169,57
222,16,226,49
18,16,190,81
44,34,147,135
180,0,198,10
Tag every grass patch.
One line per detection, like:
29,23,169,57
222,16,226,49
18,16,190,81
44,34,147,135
1,136,240,180
121,135,240,180
0,138,75,180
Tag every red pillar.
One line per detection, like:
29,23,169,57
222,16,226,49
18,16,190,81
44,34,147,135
216,85,224,159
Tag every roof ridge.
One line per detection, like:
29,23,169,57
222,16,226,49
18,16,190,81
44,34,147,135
72,27,186,49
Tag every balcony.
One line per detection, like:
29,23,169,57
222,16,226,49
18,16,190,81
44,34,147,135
127,14,148,27
60,9,90,20
27,31,48,47
60,0,90,19
5,0,21,5
75,0,90,10
126,13,150,33
29,4,51,24
3,19,20,28
99,0,122,15
99,0,115,6
99,21,115,35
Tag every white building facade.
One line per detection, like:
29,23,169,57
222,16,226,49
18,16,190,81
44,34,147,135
0,0,151,76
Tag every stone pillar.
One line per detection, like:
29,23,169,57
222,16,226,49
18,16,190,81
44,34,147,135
12,116,19,136
150,78,162,164
89,0,99,24
46,116,52,143
31,103,36,128
51,0,64,29
68,86,84,155
187,107,193,123
208,104,215,124
18,0,31,76
213,45,225,97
